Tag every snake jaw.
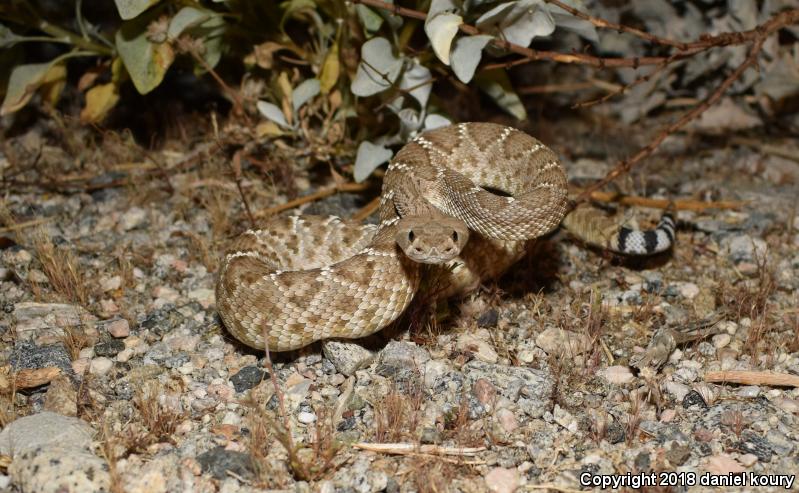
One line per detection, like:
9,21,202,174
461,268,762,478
395,215,470,264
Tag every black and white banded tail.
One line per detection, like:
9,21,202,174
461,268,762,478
562,206,675,255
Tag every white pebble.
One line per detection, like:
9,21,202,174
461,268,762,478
297,411,317,424
90,357,114,376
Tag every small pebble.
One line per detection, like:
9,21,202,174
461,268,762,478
600,365,635,385
485,467,520,493
496,408,519,433
712,334,731,349
737,386,760,398
678,282,700,299
106,319,130,338
738,453,758,467
297,411,317,424
89,357,113,376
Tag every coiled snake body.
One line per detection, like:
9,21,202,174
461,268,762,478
216,123,674,351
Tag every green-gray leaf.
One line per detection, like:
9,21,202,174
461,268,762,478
292,78,320,111
257,100,291,128
116,11,175,94
354,141,393,182
114,0,161,20
399,62,432,108
474,70,526,120
476,0,554,47
451,34,493,83
424,114,451,130
168,6,210,39
0,62,53,115
351,37,403,97
356,5,384,33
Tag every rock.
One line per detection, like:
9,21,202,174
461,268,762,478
664,381,690,401
484,467,520,493
197,447,254,481
737,386,760,398
0,412,94,457
10,341,72,374
297,411,317,424
665,442,691,466
229,365,267,393
738,433,773,462
457,331,499,363
94,339,126,357
10,447,110,493
188,288,215,309
100,275,122,292
104,318,130,338
322,340,375,376
472,378,498,406
12,302,90,342
722,234,768,264
477,309,499,328
119,206,147,231
553,405,578,433
738,453,758,467
599,365,635,385
712,334,731,349
773,397,799,414
90,357,114,376
496,408,519,433
677,282,700,299
463,360,552,418
682,390,709,409
375,341,430,379
43,375,78,416
535,327,589,355
423,359,451,389
704,454,745,474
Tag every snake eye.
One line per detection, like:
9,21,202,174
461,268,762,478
407,230,415,242
451,231,459,243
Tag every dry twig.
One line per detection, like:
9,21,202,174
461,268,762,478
353,442,486,456
704,370,799,388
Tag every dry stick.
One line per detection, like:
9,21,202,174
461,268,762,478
230,150,256,228
353,442,486,456
351,196,381,221
574,57,676,108
0,216,55,234
575,35,770,203
704,370,799,388
585,191,744,212
256,182,371,218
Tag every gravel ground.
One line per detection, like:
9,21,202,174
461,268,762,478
0,116,797,493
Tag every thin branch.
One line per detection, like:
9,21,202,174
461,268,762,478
584,191,745,212
543,0,687,49
255,182,371,218
575,34,771,203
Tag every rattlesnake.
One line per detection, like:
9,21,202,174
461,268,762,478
216,123,675,351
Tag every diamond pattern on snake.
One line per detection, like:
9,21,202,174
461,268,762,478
216,122,675,351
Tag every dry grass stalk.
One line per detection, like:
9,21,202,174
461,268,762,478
28,226,89,305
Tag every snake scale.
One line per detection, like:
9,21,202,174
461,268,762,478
216,123,675,351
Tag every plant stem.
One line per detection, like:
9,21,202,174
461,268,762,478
36,19,114,56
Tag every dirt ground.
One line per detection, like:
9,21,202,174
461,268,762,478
0,109,797,493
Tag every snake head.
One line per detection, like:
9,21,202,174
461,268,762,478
395,216,469,264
